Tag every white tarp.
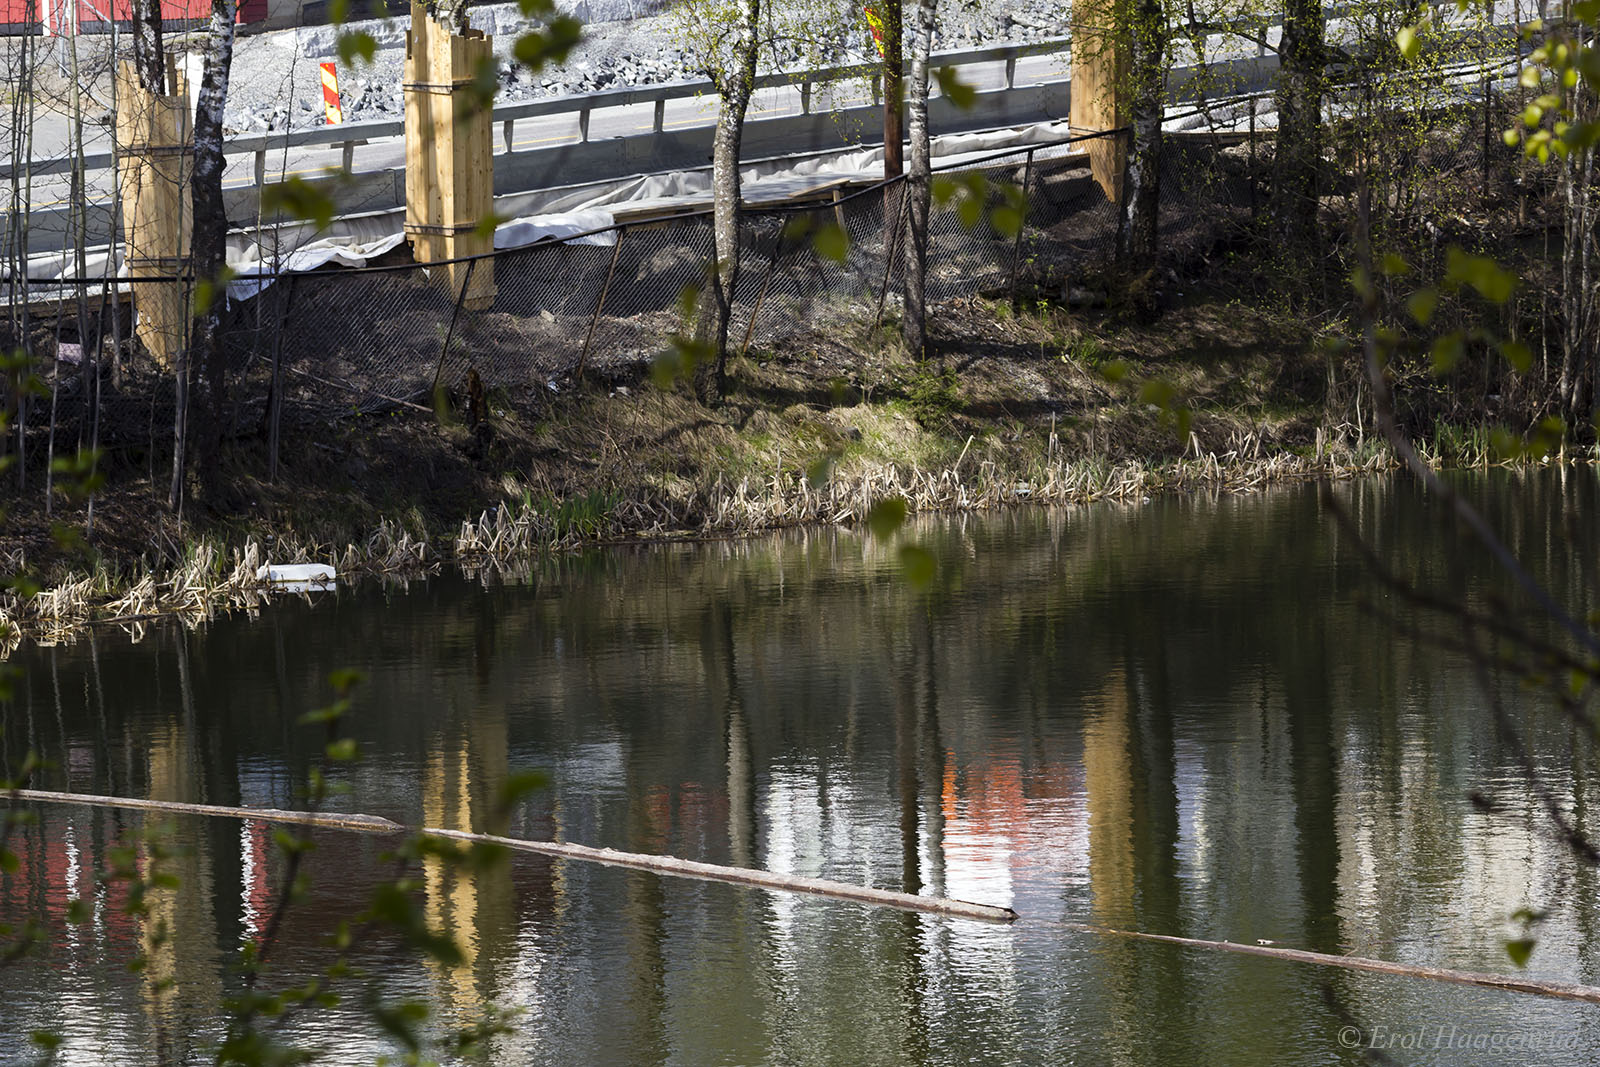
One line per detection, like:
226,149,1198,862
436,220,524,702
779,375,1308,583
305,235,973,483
494,208,618,249
224,208,618,300
227,233,408,301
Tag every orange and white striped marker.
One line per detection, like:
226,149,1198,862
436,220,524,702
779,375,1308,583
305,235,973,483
320,62,343,125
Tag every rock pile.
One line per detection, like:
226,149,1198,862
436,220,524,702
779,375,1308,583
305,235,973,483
224,0,1068,131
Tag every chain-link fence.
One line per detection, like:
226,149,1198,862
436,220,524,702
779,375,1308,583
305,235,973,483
0,101,1537,490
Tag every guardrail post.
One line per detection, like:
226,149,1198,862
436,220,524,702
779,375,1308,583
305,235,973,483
503,118,514,153
580,107,591,141
341,140,355,174
653,98,665,133
1005,56,1017,89
871,71,882,105
800,81,812,114
254,148,266,188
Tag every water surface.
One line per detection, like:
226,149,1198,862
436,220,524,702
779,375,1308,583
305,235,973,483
3,470,1600,1065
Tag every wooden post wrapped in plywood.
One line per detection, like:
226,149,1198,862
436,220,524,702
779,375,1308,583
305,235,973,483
404,1,496,310
1069,0,1128,203
115,60,193,368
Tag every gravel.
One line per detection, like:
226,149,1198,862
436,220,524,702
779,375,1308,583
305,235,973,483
223,0,1068,132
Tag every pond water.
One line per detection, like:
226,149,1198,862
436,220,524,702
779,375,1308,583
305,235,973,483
3,470,1600,1065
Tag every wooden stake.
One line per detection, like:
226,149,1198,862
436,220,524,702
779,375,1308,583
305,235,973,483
404,1,496,310
115,60,193,369
1068,0,1128,202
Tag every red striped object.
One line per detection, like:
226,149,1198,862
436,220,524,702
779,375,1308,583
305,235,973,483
321,62,342,125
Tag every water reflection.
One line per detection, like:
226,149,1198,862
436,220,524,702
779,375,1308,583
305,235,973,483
4,471,1600,1064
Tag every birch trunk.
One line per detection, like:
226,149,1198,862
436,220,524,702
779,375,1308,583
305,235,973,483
187,0,238,507
1274,0,1325,248
901,0,934,362
1559,30,1597,429
693,0,759,405
1116,0,1164,267
131,0,167,93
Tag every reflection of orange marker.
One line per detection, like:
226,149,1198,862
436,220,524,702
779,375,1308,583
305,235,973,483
863,4,886,57
321,61,343,125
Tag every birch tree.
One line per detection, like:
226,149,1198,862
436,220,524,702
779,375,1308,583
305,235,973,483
901,0,935,361
1118,0,1165,266
1274,0,1325,246
131,0,167,93
676,0,763,403
187,0,239,506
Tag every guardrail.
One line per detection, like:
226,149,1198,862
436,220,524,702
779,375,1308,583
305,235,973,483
1,36,1073,187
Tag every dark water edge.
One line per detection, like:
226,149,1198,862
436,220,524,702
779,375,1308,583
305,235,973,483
3,468,1600,1065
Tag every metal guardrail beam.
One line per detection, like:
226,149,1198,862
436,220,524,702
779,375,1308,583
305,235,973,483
1,0,1504,184
3,37,1075,184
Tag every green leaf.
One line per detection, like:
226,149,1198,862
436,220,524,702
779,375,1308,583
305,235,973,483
1445,247,1518,304
813,222,849,263
1504,937,1537,968
934,67,978,110
866,496,908,539
337,30,377,67
261,175,338,233
30,1031,62,1051
298,703,346,726
990,204,1023,239
806,456,836,488
1097,358,1129,383
897,544,936,588
1406,288,1438,326
1379,252,1411,277
1395,24,1420,60
325,738,360,762
328,668,366,693
957,193,983,229
0,848,17,874
497,770,549,808
1430,332,1465,374
1500,339,1533,373
513,19,583,73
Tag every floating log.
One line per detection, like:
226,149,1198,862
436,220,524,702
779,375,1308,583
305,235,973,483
4,788,1015,923
1061,923,1600,1006
15,784,1600,1004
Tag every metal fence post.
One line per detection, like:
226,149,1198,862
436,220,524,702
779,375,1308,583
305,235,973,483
578,229,627,380
873,178,912,336
739,221,791,358
430,257,478,401
268,274,298,482
1008,148,1035,306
